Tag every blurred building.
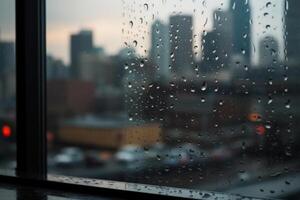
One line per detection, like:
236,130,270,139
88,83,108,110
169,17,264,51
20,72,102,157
94,87,124,113
142,80,253,147
285,0,300,64
47,80,96,130
259,36,279,67
70,30,94,78
0,40,15,103
230,0,252,63
58,115,161,149
78,49,126,114
78,49,118,87
169,15,194,75
150,20,170,81
201,10,233,73
47,55,69,80
118,47,137,60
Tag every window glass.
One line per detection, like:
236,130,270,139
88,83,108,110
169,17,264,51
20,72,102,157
0,0,16,171
47,0,300,198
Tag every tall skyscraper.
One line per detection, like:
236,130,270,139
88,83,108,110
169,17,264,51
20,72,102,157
150,20,170,81
0,40,15,101
285,0,300,64
230,0,252,63
169,15,194,74
70,30,94,78
259,36,279,67
47,55,68,80
202,10,233,73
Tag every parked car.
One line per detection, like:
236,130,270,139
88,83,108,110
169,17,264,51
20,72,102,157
164,143,209,167
53,147,84,168
210,146,233,162
163,146,189,167
84,150,109,167
115,145,149,170
181,143,210,164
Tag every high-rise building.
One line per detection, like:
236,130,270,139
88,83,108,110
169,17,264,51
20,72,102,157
150,20,170,81
70,30,94,78
0,40,15,101
0,41,14,73
201,10,233,73
230,0,251,63
285,0,300,64
169,15,194,74
259,36,279,67
47,55,69,80
78,50,116,87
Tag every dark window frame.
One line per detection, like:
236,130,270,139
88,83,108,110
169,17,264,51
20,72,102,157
0,0,263,199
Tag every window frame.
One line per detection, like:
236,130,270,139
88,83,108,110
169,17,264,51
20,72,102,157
0,0,274,199
16,0,47,180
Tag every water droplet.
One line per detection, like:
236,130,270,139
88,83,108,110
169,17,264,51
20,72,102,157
219,100,224,106
268,96,273,104
265,123,271,129
128,82,132,88
140,60,145,68
170,52,174,58
232,2,236,10
124,63,129,70
129,21,133,28
201,81,207,91
169,82,175,87
156,155,161,160
285,100,291,109
144,3,149,10
268,79,273,85
133,40,138,47
148,83,154,88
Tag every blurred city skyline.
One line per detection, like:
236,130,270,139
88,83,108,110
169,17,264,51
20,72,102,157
0,0,285,65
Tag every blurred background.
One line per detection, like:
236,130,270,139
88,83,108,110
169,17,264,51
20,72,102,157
1,0,300,199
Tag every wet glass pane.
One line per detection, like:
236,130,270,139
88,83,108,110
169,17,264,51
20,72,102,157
47,0,300,198
0,0,16,171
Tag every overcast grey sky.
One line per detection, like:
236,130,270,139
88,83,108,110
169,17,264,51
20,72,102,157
0,0,285,65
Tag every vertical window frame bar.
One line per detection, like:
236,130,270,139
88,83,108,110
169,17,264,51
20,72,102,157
16,0,47,179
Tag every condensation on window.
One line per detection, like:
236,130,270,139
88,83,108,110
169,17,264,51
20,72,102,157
46,0,300,199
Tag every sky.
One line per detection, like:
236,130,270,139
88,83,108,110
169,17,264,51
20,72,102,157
0,0,285,65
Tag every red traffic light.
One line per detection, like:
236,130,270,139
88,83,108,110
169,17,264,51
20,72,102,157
248,113,262,122
255,125,266,135
2,125,12,138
